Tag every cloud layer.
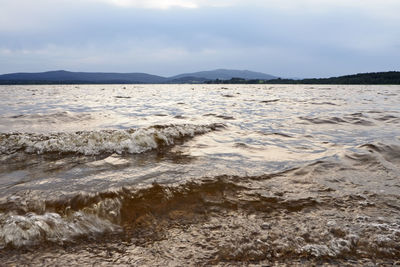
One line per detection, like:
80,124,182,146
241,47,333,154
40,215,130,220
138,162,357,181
94,0,236,9
0,0,399,77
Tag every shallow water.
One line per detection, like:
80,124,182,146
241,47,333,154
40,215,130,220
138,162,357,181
0,84,400,265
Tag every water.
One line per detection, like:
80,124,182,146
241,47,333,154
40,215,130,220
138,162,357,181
0,84,399,265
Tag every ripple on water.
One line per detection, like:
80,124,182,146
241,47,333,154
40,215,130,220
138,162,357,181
0,84,399,265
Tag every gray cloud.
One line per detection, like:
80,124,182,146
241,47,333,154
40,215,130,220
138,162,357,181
0,0,399,77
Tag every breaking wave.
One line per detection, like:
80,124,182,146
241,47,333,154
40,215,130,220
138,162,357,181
0,173,314,249
1,163,399,261
0,211,119,248
0,123,224,155
0,177,234,248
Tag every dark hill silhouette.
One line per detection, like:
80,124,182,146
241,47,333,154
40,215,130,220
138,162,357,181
1,70,398,84
206,72,400,85
169,69,276,80
0,70,168,84
0,69,277,84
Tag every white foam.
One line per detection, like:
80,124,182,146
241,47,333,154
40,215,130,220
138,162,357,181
0,123,223,155
301,238,353,257
0,211,119,248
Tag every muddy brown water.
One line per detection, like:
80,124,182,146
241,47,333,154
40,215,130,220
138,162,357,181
0,84,399,265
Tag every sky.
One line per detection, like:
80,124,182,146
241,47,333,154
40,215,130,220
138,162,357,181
0,0,399,78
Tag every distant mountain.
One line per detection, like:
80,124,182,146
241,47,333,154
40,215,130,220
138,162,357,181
0,69,277,84
169,69,277,81
0,70,168,84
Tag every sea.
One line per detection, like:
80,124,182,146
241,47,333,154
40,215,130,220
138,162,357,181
0,84,399,266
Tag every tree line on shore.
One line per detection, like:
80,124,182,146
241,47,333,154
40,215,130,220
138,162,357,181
205,71,400,85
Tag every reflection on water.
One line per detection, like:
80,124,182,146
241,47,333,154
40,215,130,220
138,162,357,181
0,84,400,265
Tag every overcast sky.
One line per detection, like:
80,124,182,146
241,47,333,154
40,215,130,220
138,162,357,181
0,0,399,77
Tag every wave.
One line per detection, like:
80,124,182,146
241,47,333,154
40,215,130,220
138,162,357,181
0,174,312,249
345,142,400,167
0,211,119,248
298,112,394,126
1,167,399,260
203,113,235,120
4,111,93,123
299,112,400,126
0,123,224,156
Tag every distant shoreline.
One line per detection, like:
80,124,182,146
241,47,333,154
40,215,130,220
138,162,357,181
0,71,399,85
206,71,400,85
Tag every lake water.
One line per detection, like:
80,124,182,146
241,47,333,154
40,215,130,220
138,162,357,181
1,84,400,265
